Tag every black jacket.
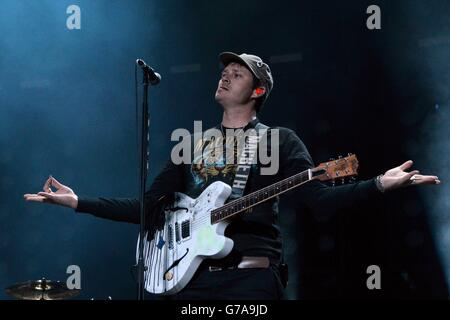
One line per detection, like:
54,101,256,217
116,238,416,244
76,118,382,263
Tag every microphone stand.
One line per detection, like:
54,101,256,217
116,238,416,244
136,67,151,301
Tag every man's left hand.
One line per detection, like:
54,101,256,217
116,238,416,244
380,160,441,192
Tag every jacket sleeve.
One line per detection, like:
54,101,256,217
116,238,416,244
75,159,184,224
280,129,383,216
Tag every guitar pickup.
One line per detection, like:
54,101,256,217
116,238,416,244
168,224,174,249
175,222,180,243
181,220,190,239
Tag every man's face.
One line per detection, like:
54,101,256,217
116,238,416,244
215,62,255,107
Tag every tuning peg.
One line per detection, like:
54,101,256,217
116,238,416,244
331,180,336,187
338,155,342,159
341,178,345,184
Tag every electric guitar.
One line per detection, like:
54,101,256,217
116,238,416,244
137,154,359,295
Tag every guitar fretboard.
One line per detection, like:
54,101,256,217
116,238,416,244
210,169,311,224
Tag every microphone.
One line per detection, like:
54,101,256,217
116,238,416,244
136,59,161,85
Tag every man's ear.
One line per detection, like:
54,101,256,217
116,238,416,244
252,87,266,98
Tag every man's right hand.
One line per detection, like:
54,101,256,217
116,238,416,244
24,176,79,209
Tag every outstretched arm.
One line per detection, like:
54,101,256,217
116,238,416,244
280,130,440,216
24,159,185,224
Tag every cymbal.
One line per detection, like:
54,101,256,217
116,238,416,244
5,278,80,300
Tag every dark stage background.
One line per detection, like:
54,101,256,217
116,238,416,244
0,0,449,299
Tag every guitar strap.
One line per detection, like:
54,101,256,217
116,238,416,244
228,123,289,287
228,122,269,201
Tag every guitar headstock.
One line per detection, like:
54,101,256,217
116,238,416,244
312,154,359,182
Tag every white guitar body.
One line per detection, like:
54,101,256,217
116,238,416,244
137,181,234,295
135,154,359,295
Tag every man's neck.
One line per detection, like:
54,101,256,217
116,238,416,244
221,106,257,128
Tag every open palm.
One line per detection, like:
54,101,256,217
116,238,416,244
381,160,440,191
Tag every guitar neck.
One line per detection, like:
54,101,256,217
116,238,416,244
211,169,313,224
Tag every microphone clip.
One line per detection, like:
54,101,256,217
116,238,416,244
136,59,161,85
